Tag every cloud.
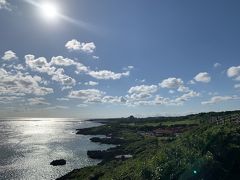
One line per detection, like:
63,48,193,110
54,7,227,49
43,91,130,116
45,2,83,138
188,80,196,85
65,39,96,53
0,96,23,104
26,54,129,83
174,90,200,104
125,80,199,106
77,104,88,107
234,84,240,89
2,50,17,61
45,106,69,110
0,68,53,96
68,89,105,103
92,56,99,59
177,86,190,93
227,66,240,80
126,85,158,104
194,72,211,83
128,85,158,94
0,0,11,11
25,54,56,75
123,66,134,71
50,56,76,66
213,62,221,68
27,97,50,105
201,95,239,105
102,96,127,104
154,95,171,105
51,68,76,86
81,42,96,53
159,77,184,88
84,81,99,86
75,63,89,73
25,55,76,87
88,70,130,80
13,64,25,71
154,90,199,106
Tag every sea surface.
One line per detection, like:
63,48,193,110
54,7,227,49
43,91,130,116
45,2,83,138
0,118,114,180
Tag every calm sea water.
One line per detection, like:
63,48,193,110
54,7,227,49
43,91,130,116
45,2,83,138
0,118,113,180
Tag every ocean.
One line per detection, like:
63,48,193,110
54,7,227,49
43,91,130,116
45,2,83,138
0,118,113,180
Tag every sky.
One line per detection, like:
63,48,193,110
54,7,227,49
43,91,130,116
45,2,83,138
0,0,240,118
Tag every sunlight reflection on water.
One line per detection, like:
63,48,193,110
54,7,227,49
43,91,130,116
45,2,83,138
0,118,114,180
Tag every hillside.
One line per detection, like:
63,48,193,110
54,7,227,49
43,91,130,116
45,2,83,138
59,110,240,180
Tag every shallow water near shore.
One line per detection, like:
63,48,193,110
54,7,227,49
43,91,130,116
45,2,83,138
0,118,114,180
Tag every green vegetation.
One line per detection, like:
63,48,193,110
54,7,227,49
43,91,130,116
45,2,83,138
59,110,240,180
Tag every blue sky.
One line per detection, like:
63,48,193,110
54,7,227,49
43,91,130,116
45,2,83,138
0,0,239,118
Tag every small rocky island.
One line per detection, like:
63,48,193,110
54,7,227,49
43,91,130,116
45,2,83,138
50,159,66,166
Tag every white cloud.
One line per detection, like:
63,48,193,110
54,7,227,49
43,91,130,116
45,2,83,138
174,91,200,104
127,93,153,101
154,90,199,106
84,81,99,86
25,54,56,75
154,95,171,105
234,84,240,89
50,56,76,66
88,70,130,80
68,89,105,103
50,56,89,74
45,106,69,110
102,96,127,104
25,55,76,87
159,77,184,88
65,39,96,53
0,0,11,11
81,42,96,53
127,85,158,104
128,85,158,94
0,68,53,96
201,95,239,105
0,96,23,104
92,56,99,59
227,66,240,80
51,68,76,86
13,64,25,71
2,50,17,61
123,66,134,71
188,80,196,85
213,62,221,68
27,97,50,105
194,72,211,83
57,98,69,101
177,86,190,93
75,63,89,73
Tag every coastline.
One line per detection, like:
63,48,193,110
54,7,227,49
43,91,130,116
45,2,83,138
57,118,121,180
57,110,240,179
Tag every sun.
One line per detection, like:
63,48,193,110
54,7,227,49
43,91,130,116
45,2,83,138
40,2,59,20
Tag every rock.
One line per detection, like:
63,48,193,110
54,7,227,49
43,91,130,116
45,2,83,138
90,137,125,145
50,159,66,166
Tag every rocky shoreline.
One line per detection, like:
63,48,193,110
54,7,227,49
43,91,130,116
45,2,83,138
57,120,125,180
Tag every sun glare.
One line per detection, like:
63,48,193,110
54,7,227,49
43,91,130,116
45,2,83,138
40,2,58,20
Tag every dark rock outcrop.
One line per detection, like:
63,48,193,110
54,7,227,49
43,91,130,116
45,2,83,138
50,159,66,166
87,147,124,161
90,137,125,145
